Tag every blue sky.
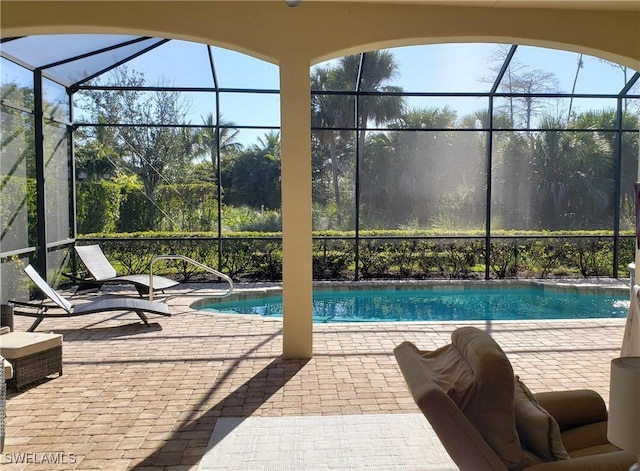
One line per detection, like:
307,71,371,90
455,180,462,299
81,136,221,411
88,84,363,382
75,39,639,146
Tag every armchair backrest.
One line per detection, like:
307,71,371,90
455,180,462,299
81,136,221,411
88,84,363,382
394,327,523,470
395,339,508,470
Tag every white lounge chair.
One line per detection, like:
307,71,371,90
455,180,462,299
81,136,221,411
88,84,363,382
11,265,171,332
72,244,179,296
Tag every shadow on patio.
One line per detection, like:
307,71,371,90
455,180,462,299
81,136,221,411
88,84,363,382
134,354,309,468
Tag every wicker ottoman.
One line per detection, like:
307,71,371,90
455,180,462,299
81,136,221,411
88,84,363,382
0,332,63,392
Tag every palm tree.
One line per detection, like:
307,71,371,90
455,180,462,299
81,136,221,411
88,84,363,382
311,67,353,208
529,115,613,230
361,107,469,229
339,51,404,158
493,130,532,229
193,112,242,174
257,131,282,210
567,54,584,123
311,51,404,221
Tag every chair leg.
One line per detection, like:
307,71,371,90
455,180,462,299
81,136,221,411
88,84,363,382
135,310,149,326
27,316,44,332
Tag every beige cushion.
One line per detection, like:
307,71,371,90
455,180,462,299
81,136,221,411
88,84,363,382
0,332,62,360
3,357,13,379
514,376,570,461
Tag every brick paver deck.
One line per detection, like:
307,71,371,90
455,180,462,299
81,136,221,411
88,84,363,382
1,283,630,470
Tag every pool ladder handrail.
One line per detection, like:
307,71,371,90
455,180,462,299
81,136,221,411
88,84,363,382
149,254,234,301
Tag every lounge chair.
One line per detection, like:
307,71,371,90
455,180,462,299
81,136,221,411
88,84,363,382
72,244,179,296
11,265,171,332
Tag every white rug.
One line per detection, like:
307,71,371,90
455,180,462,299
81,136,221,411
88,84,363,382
198,413,458,470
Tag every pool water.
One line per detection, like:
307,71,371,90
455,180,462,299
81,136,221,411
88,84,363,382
200,287,629,323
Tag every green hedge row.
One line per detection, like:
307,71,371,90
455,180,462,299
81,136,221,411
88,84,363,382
76,181,218,233
77,231,635,282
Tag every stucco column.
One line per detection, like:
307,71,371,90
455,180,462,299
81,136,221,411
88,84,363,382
280,56,313,359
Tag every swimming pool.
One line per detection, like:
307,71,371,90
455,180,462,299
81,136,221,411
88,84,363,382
196,284,630,323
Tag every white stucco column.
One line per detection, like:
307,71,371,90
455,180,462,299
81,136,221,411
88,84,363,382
280,56,313,359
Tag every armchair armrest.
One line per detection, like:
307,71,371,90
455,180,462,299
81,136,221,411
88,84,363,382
526,450,636,470
534,390,607,432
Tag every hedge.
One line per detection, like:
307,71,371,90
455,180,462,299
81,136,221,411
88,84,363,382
76,230,635,282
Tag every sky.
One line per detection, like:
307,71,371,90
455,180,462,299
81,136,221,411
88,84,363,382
4,36,638,147
117,39,637,146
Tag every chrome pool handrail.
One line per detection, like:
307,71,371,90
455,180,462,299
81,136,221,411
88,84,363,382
149,255,234,301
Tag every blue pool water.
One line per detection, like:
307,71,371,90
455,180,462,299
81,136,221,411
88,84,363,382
199,286,629,323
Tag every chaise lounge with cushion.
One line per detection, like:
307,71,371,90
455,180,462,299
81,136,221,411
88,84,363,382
393,326,636,470
11,265,171,332
71,244,179,296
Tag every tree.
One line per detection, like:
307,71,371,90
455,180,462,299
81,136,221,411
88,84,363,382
222,131,281,209
311,51,404,226
1,95,37,249
567,54,584,123
74,127,120,181
311,65,354,210
358,106,489,231
492,127,532,229
510,69,559,128
340,51,404,157
528,115,613,230
485,45,560,128
193,113,242,173
78,66,196,229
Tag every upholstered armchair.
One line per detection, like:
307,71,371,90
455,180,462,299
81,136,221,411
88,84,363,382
394,326,636,470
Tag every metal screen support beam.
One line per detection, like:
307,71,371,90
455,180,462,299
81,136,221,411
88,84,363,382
353,52,366,282
207,45,224,273
616,72,640,278
484,97,494,280
612,97,624,277
483,46,517,280
33,70,47,277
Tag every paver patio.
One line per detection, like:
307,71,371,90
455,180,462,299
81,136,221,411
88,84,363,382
1,282,630,470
